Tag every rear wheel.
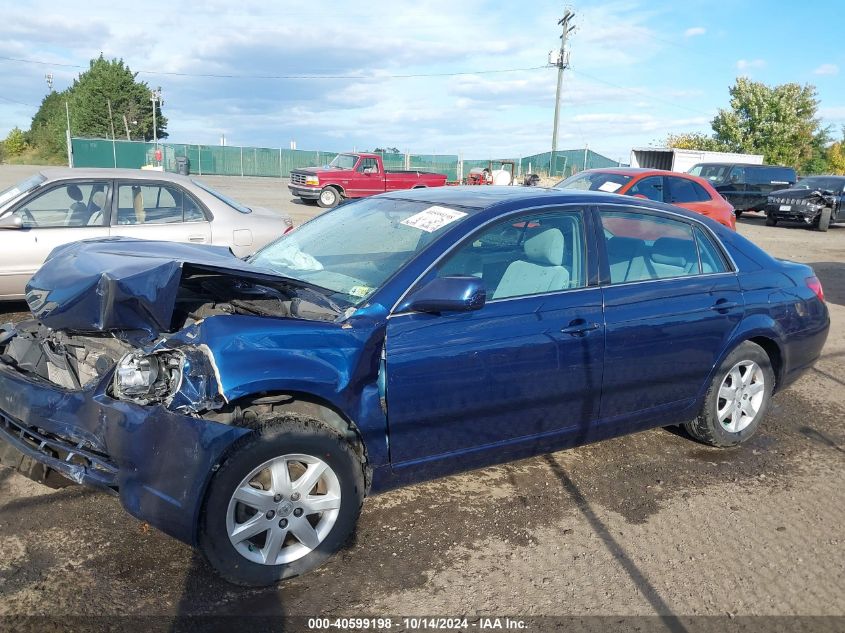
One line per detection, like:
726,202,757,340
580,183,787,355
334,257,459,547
684,341,774,447
765,214,778,226
317,187,341,209
817,207,832,232
199,415,365,586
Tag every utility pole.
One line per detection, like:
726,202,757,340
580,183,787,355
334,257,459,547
45,73,54,92
550,7,575,175
150,87,163,145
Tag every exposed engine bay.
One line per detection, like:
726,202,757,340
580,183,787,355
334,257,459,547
1,273,341,395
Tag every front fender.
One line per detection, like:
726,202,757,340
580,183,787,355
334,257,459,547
164,313,390,466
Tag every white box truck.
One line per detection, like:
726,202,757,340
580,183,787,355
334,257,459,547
630,147,764,173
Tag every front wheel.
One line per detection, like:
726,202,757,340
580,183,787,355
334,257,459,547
734,210,743,220
199,415,365,586
817,207,832,232
765,214,778,227
684,341,774,447
317,187,341,208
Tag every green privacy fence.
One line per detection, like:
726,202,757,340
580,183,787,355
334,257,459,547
70,138,618,182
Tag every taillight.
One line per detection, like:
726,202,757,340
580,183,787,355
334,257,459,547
806,276,824,302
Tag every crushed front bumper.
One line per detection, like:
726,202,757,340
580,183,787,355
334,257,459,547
766,203,819,223
0,362,249,545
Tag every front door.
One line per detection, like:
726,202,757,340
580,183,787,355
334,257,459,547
347,157,383,197
385,206,604,464
597,206,743,421
0,180,111,299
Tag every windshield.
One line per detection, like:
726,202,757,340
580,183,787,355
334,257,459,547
249,197,471,305
191,179,251,213
328,154,358,169
795,176,845,192
554,171,633,193
688,164,731,183
0,173,47,211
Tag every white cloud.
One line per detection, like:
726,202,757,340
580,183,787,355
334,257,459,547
684,27,706,37
736,59,766,70
813,63,839,76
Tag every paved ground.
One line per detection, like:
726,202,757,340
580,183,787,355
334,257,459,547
0,166,843,623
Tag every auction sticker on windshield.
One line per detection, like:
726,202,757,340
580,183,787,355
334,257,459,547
401,206,467,233
598,181,623,193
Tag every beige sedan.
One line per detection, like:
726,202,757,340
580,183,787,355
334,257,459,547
0,168,293,300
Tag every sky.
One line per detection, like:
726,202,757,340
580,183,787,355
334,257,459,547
0,0,843,162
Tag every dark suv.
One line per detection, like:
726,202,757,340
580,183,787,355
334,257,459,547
688,163,796,218
765,175,845,231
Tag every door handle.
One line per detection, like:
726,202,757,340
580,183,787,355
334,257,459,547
188,235,207,243
561,321,599,336
710,299,740,312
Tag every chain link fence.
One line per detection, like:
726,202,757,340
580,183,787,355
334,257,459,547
70,138,620,182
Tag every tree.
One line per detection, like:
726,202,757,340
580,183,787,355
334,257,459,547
68,55,167,142
663,132,729,152
711,77,828,172
3,127,28,156
25,55,168,162
823,126,845,175
373,147,401,154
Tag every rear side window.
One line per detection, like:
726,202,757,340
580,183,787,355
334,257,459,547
628,176,664,202
694,228,729,273
666,177,710,203
115,183,205,225
600,210,702,283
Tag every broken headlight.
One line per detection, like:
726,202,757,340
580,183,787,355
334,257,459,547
113,350,184,404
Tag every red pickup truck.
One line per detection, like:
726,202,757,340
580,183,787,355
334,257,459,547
288,153,449,208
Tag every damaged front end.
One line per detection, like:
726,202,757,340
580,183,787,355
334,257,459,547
767,189,837,224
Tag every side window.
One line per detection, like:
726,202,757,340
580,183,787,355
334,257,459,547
628,176,664,202
667,177,710,203
600,210,701,284
728,166,746,184
695,228,729,274
115,183,205,224
358,158,380,173
13,182,109,228
437,210,586,300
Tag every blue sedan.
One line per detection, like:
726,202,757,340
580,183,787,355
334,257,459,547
0,187,829,585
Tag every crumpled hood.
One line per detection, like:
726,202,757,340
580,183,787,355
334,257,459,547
25,237,288,336
770,187,835,200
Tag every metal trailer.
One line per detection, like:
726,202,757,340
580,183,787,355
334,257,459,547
629,147,764,173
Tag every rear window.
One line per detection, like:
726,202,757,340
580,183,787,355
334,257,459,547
746,166,795,186
555,171,633,193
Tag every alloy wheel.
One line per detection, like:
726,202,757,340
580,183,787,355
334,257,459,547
716,360,765,433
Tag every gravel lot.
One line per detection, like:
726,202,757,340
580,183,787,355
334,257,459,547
0,165,843,625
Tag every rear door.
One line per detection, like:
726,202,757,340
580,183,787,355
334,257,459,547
597,205,743,422
0,180,111,299
665,175,715,214
110,181,211,244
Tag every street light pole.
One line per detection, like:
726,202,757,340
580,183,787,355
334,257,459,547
150,87,162,145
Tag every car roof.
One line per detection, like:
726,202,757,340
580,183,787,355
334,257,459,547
577,167,668,177
38,167,195,183
379,185,713,222
690,162,792,169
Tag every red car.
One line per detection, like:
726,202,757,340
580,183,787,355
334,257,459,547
289,153,448,208
555,168,736,230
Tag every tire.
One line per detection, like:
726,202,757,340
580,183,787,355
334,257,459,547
317,187,340,209
765,214,778,227
734,210,743,220
817,207,832,232
684,341,774,448
199,415,365,586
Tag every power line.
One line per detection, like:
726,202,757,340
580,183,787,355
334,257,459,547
568,67,713,117
0,94,36,107
0,55,548,80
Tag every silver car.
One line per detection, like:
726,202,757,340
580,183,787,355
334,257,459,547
0,168,293,300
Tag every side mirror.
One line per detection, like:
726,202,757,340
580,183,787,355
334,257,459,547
405,276,486,314
0,214,23,230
